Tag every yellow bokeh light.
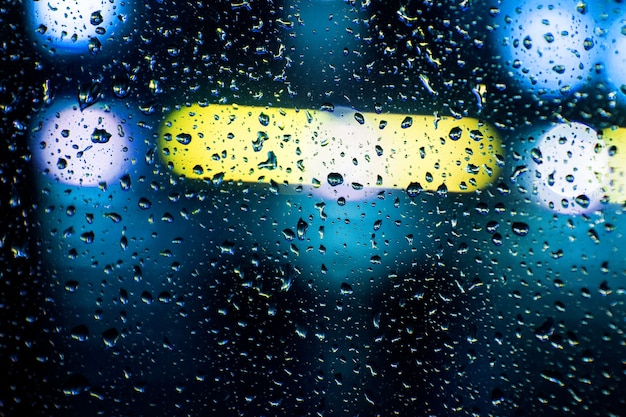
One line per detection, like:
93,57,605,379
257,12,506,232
158,104,503,193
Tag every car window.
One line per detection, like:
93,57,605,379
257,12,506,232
3,1,626,415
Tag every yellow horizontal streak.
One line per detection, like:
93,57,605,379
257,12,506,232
604,128,626,203
157,104,503,192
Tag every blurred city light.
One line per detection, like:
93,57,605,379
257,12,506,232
30,98,137,187
26,0,132,56
158,104,503,200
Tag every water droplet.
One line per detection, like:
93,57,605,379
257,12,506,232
379,120,387,129
138,197,152,210
354,112,365,125
63,374,90,396
120,174,131,190
511,222,529,236
90,10,104,25
534,318,554,342
88,37,102,54
401,116,413,129
327,172,344,186
80,231,95,244
70,324,89,342
64,280,79,292
469,129,483,141
176,133,192,145
543,32,554,43
57,158,67,169
320,103,334,112
340,282,353,295
282,228,295,242
193,165,204,175
141,291,153,304
297,218,308,240
253,131,268,151
530,148,543,164
523,35,532,49
486,220,499,234
78,81,101,110
374,102,383,113
492,233,503,246
575,194,590,208
258,151,277,170
436,183,448,198
375,145,383,156
406,182,422,197
258,112,270,126
448,126,463,141
91,128,111,144
112,75,130,98
102,327,119,347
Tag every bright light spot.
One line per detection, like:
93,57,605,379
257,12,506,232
26,0,131,55
157,104,502,200
31,99,133,186
531,122,609,214
493,1,597,98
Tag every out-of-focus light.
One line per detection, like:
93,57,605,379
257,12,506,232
530,122,611,214
157,104,503,198
605,18,626,102
26,0,131,56
493,1,597,98
31,99,134,187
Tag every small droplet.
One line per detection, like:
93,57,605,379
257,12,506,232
406,182,422,197
436,183,448,198
354,112,365,125
401,116,413,129
91,128,111,144
70,324,89,342
327,172,344,186
340,282,353,295
90,10,104,25
119,174,131,190
320,103,334,112
102,328,120,347
176,133,192,145
448,126,462,141
258,112,270,126
112,75,130,98
530,148,543,164
512,222,529,236
523,35,532,49
469,129,483,141
575,194,590,208
138,197,152,210
192,165,204,175
57,158,67,169
80,231,95,244
297,218,308,240
78,81,101,110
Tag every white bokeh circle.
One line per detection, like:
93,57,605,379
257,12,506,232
494,1,598,98
26,0,131,55
32,100,134,186
531,122,609,214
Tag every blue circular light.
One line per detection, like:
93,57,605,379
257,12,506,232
26,0,132,56
492,1,598,98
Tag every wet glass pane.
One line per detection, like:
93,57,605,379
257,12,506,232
3,0,626,415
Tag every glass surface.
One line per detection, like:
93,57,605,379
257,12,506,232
2,0,626,415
